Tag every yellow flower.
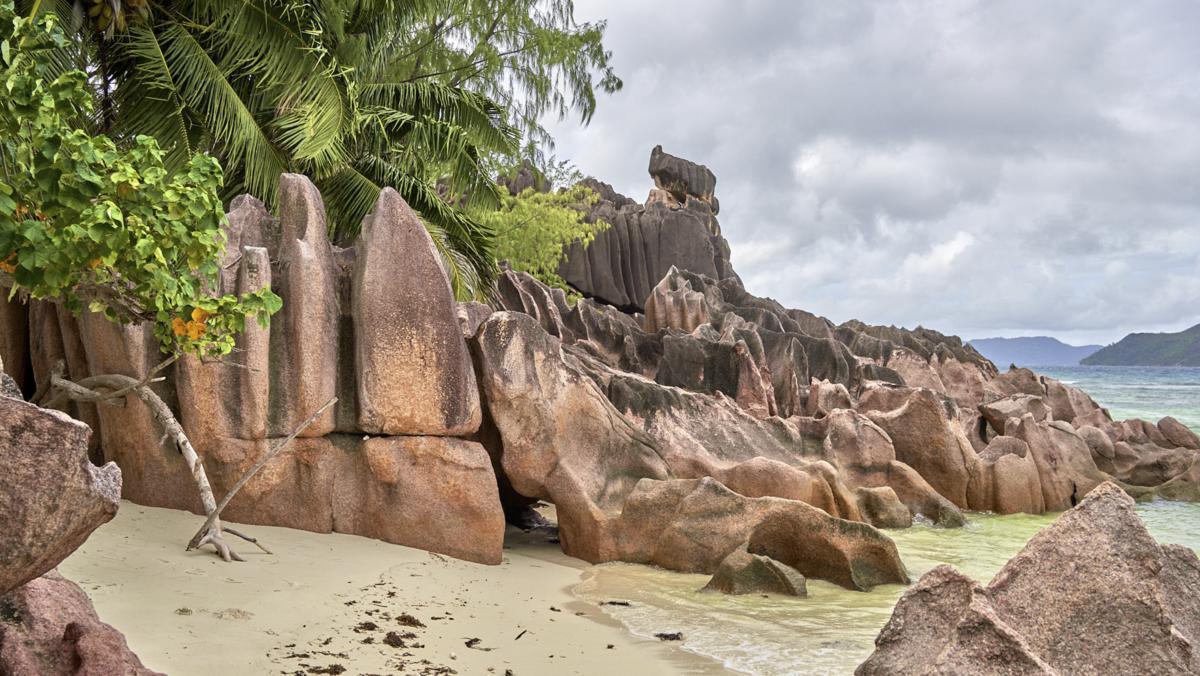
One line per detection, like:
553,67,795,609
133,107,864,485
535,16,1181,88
171,317,187,336
191,307,210,323
185,320,206,340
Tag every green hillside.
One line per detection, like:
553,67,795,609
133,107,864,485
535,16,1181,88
1082,323,1200,366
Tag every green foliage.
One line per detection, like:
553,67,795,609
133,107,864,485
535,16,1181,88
481,184,608,293
393,0,623,166
0,4,281,358
19,0,622,300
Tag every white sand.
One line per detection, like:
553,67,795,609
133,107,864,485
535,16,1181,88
59,503,722,675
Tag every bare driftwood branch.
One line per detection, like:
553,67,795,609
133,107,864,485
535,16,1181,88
31,360,65,407
52,372,247,562
186,397,337,552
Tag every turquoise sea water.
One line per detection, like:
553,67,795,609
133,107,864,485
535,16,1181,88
1036,365,1200,431
576,366,1200,675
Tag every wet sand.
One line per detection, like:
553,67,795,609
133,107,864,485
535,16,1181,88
59,502,722,675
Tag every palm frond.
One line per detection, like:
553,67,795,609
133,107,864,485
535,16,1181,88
358,81,518,154
318,156,496,299
154,22,289,201
112,23,193,170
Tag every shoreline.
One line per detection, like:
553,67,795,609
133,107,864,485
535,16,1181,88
60,502,722,675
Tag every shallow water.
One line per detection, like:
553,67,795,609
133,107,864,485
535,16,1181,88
575,366,1200,674
576,502,1200,675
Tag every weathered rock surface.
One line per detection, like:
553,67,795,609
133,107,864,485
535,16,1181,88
470,311,912,588
613,477,908,591
1,396,121,595
1008,415,1108,511
648,145,717,209
0,571,161,676
822,409,963,526
643,266,709,333
703,545,807,596
202,435,504,564
558,148,737,311
972,436,1045,514
858,482,1200,675
353,188,481,436
470,311,670,560
978,393,1049,436
857,565,1054,676
1160,416,1200,449
269,173,338,437
862,387,975,509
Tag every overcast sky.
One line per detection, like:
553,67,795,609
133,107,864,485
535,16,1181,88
544,1,1200,346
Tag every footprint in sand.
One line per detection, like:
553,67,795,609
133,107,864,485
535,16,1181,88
209,608,254,621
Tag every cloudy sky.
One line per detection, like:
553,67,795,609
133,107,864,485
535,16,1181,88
545,1,1200,346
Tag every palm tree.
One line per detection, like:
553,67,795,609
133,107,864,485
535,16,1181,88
25,0,519,297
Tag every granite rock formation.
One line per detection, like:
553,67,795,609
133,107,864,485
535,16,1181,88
703,545,808,596
857,482,1200,675
0,571,161,676
0,392,121,595
3,146,1198,585
557,147,738,311
2,177,503,565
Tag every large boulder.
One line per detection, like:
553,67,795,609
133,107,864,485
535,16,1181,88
470,311,671,560
822,409,964,526
1159,416,1200,450
1,396,121,595
986,482,1199,673
352,188,481,436
203,435,505,564
978,394,1049,436
858,482,1200,675
602,364,860,521
862,388,975,509
1008,415,1109,511
857,565,1053,675
970,436,1045,514
268,173,338,437
1042,376,1108,425
648,144,717,208
703,545,807,596
612,477,908,591
0,571,161,675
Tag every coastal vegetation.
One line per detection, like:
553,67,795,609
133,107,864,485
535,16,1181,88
482,181,609,293
1083,323,1200,367
15,0,618,297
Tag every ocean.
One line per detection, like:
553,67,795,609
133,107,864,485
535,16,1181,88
1035,365,1200,430
576,366,1200,675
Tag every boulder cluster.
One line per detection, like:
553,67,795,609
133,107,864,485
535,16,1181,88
2,147,1198,599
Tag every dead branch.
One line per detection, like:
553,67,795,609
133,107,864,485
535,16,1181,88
186,397,337,552
51,372,247,562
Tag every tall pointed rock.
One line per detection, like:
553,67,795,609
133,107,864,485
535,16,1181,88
269,174,338,437
352,188,480,436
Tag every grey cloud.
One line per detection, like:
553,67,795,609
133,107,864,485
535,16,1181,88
547,0,1200,344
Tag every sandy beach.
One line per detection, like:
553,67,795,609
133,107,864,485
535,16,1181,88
59,503,722,675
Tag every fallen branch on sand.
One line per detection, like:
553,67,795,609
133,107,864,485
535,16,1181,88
185,397,337,555
48,356,335,562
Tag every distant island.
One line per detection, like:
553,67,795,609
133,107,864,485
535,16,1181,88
968,336,1102,367
1082,323,1200,366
